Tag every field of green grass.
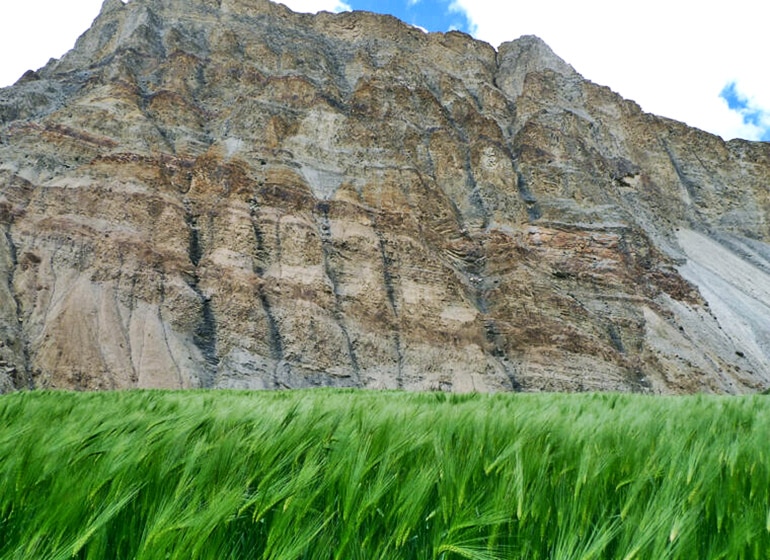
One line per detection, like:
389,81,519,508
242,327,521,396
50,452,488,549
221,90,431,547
0,390,768,559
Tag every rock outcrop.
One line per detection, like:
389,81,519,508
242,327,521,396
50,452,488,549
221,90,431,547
1,0,769,393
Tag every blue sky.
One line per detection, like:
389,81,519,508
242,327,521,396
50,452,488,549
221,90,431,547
343,0,472,34
1,0,768,143
720,83,770,142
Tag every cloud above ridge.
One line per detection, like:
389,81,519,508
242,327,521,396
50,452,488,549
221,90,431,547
280,0,351,13
449,0,769,141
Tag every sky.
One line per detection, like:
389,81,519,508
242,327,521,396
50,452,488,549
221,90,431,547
1,0,767,142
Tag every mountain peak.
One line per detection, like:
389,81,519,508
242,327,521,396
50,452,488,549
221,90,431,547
496,34,578,99
99,0,127,14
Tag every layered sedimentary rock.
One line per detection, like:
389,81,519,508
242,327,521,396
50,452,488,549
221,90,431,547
1,0,769,393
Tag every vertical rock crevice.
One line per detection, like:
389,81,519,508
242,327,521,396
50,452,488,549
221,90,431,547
156,282,185,387
184,204,218,382
193,296,218,372
483,317,521,391
248,196,287,388
461,138,491,231
472,253,521,391
662,141,701,221
314,201,362,385
185,210,203,267
372,218,404,388
0,228,31,389
515,172,541,221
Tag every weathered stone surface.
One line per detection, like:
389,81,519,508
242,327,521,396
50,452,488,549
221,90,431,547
1,0,769,393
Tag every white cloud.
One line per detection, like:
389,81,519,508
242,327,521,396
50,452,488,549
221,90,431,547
447,0,473,27
0,0,352,89
278,0,351,14
0,0,105,88
450,0,770,141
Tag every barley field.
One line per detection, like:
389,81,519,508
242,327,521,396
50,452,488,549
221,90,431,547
0,390,768,559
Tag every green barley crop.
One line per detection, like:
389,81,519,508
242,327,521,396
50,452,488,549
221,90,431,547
0,390,768,559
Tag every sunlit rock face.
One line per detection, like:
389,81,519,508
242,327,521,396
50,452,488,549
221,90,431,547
1,0,770,393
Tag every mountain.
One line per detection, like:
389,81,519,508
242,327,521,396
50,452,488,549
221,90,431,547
1,0,769,394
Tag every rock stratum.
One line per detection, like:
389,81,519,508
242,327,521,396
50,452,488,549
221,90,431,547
2,0,770,394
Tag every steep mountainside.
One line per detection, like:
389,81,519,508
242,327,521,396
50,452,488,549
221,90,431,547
1,0,770,393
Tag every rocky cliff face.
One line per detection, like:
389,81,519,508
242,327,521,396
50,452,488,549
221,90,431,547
1,0,770,394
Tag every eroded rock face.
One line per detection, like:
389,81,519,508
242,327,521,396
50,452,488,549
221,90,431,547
1,0,769,393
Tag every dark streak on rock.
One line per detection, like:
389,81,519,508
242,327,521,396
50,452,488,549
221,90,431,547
185,210,202,267
483,318,521,391
315,201,362,385
249,196,287,388
372,217,404,388
1,228,32,388
516,173,541,221
182,204,218,379
607,323,625,354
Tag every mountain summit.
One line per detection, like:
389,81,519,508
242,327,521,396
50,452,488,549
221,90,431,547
2,0,769,393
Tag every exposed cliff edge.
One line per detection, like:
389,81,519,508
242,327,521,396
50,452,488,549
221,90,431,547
1,0,769,393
